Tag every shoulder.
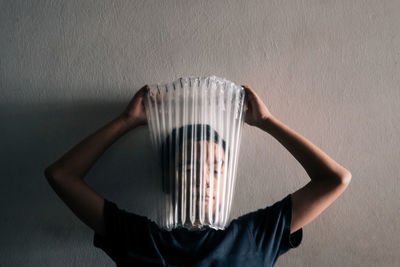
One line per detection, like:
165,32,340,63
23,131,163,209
93,199,168,265
95,198,153,242
233,194,302,252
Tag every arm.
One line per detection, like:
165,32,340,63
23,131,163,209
242,85,352,234
45,85,149,236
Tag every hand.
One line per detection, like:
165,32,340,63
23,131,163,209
242,85,273,128
120,85,149,129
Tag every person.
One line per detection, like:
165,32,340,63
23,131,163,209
45,84,352,266
160,123,229,229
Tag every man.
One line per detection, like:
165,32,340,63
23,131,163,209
160,123,229,229
45,84,351,266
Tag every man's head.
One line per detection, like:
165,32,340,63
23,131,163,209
161,124,228,225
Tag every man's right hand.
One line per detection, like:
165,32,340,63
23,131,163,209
242,85,273,128
120,85,149,129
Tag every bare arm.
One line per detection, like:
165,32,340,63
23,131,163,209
260,115,351,234
242,85,351,234
45,85,148,236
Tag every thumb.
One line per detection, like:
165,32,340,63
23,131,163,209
138,85,149,96
241,85,257,100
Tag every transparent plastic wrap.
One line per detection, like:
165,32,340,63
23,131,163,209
144,76,246,230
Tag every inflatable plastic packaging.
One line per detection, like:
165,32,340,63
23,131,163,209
144,76,246,230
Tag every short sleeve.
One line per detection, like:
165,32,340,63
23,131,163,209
237,194,303,261
276,194,303,255
93,198,153,263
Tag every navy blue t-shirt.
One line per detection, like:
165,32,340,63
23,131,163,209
93,194,303,266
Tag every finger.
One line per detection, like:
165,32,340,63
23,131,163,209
241,85,253,91
148,87,163,105
241,85,256,97
243,101,249,112
241,86,253,100
242,86,255,107
139,85,149,95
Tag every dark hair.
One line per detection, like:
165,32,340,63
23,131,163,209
160,124,227,193
162,124,226,153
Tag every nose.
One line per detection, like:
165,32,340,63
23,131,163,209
184,165,214,189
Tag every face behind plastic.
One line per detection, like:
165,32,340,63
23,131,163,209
165,140,227,227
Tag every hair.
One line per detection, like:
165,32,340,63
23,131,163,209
160,124,227,193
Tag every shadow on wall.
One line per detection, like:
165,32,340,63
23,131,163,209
0,99,163,241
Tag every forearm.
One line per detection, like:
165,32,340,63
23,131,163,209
259,115,351,183
45,115,137,181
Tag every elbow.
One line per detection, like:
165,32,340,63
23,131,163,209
311,169,352,189
45,164,78,182
44,164,62,180
341,171,352,185
44,167,55,180
326,169,352,186
335,169,352,185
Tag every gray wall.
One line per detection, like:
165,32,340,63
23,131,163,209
1,0,398,266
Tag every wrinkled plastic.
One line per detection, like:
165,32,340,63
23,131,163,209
144,76,246,230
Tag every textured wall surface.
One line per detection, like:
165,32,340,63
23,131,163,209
1,0,399,266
